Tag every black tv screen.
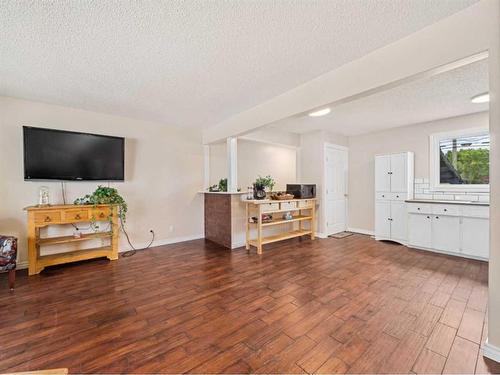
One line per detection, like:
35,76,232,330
23,127,125,181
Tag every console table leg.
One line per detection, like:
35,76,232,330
27,213,37,276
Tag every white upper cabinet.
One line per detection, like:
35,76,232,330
375,155,391,192
390,153,408,193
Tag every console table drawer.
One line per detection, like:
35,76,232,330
34,211,62,225
64,209,90,222
93,207,112,220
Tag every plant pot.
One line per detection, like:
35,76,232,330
253,183,267,200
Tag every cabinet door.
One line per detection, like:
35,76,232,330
432,215,460,252
375,155,391,192
390,153,408,193
375,201,391,238
408,214,432,248
390,201,407,241
461,217,489,259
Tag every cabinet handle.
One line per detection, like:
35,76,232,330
382,195,385,198
44,216,51,222
99,212,105,218
444,209,447,212
75,214,81,220
426,216,430,219
435,216,439,219
396,195,400,198
417,207,420,210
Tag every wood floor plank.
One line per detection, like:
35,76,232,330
412,348,447,374
425,322,458,357
440,298,467,329
458,308,485,344
443,336,479,374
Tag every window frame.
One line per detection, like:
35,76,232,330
429,127,490,192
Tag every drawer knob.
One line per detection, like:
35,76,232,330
444,209,447,212
44,216,51,222
396,195,400,198
435,216,439,219
382,195,385,198
426,216,430,219
75,214,81,220
99,212,105,218
417,208,420,210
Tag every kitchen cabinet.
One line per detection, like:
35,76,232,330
374,152,414,245
407,202,489,260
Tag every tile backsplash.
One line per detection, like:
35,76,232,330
414,178,489,203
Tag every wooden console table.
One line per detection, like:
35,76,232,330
24,204,119,275
245,198,316,254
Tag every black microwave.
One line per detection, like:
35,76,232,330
286,184,316,199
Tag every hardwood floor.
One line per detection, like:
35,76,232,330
1,234,499,374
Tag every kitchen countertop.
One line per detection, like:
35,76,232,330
405,199,489,207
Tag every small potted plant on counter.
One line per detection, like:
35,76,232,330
253,175,275,200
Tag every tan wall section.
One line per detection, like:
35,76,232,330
0,96,205,265
347,111,489,232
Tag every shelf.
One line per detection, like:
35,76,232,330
257,206,313,214
249,229,312,246
37,246,113,266
250,215,313,227
37,232,112,246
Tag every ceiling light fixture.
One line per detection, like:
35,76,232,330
471,93,490,104
308,107,331,117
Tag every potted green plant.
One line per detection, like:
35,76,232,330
253,175,275,199
74,186,127,230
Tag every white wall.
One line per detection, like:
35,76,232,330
347,111,489,232
208,138,297,191
0,96,205,266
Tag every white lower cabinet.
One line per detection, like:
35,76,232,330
431,215,460,252
407,203,489,260
375,201,391,239
390,201,407,242
408,214,432,248
461,217,489,259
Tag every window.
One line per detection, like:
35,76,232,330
430,128,489,191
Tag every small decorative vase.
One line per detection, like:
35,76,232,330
38,186,50,207
253,183,266,200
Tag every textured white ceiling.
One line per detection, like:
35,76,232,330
0,0,479,129
269,59,489,136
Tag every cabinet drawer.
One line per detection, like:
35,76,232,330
376,192,391,200
64,209,89,222
462,205,489,218
407,203,432,214
431,204,460,216
281,202,297,210
391,193,406,201
34,211,62,225
261,203,279,212
298,200,313,208
92,207,112,220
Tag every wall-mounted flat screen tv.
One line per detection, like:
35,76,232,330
23,126,125,181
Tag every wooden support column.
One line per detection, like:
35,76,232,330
227,137,238,192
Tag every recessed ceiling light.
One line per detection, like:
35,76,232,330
471,93,490,104
308,108,331,117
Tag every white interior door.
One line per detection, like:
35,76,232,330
325,146,348,235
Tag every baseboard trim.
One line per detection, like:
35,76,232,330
119,234,205,252
13,234,205,270
484,340,500,363
347,227,375,236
